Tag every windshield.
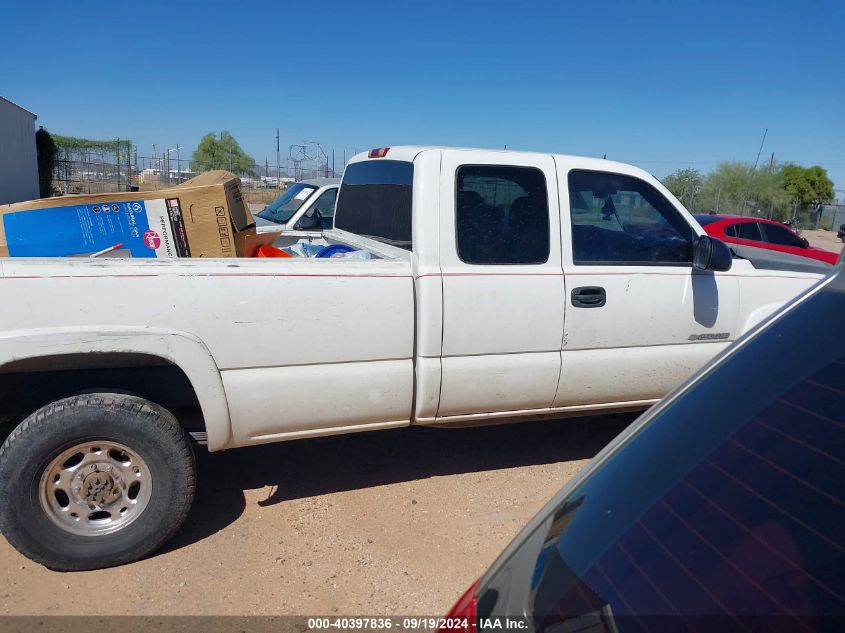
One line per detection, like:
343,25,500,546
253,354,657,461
524,273,845,628
257,183,318,224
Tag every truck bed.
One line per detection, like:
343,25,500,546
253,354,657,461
0,254,415,448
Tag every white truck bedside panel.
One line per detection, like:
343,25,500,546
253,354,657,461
0,257,414,371
222,359,414,445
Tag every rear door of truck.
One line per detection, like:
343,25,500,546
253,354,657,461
435,151,564,419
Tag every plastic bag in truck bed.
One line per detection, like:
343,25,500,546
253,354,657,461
281,239,378,260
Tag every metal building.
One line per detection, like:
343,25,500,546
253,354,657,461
821,204,845,231
0,96,39,205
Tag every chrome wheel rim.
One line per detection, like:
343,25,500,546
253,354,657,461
38,440,153,536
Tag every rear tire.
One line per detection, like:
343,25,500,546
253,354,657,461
0,394,196,571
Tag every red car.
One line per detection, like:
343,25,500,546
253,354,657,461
695,213,838,265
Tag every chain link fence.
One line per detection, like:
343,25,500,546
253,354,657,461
53,145,357,206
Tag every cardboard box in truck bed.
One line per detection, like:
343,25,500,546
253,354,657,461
0,171,256,258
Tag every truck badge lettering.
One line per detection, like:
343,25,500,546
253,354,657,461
688,333,730,341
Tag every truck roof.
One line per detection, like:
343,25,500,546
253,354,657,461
299,177,340,187
347,146,657,181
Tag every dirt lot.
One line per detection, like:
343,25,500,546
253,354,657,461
0,414,635,616
804,228,843,254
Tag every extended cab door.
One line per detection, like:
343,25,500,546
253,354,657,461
554,163,739,407
436,151,564,419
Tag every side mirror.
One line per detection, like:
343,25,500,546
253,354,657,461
693,235,732,272
799,237,810,248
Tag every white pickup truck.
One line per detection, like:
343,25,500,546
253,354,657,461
0,146,822,571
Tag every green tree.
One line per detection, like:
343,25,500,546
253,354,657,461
696,161,753,214
35,127,57,198
780,164,834,211
746,164,790,218
662,168,704,210
191,131,254,174
693,161,789,219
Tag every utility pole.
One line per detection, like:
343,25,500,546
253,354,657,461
176,144,180,182
116,138,121,191
332,149,335,177
740,128,768,216
276,128,281,190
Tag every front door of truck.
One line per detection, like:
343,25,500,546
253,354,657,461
555,165,739,406
436,152,564,419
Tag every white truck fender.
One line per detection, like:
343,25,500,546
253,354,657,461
0,326,232,451
739,302,786,337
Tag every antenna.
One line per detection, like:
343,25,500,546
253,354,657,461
740,128,768,216
752,128,768,171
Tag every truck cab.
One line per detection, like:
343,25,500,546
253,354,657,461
331,147,815,423
254,177,339,246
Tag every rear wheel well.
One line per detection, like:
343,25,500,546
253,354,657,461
0,353,204,441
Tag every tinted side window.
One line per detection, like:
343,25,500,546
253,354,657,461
763,223,803,247
311,188,337,217
456,165,549,264
735,221,763,241
528,284,845,629
309,188,337,230
335,161,413,250
569,170,693,265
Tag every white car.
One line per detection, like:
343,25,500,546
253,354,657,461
0,146,823,571
253,177,339,245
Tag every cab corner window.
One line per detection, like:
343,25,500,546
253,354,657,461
456,165,550,265
569,170,693,265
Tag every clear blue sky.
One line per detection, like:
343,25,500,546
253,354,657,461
2,0,843,194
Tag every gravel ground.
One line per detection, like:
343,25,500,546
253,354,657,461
0,413,635,616
804,228,843,254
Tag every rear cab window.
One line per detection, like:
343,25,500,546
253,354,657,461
334,160,413,250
